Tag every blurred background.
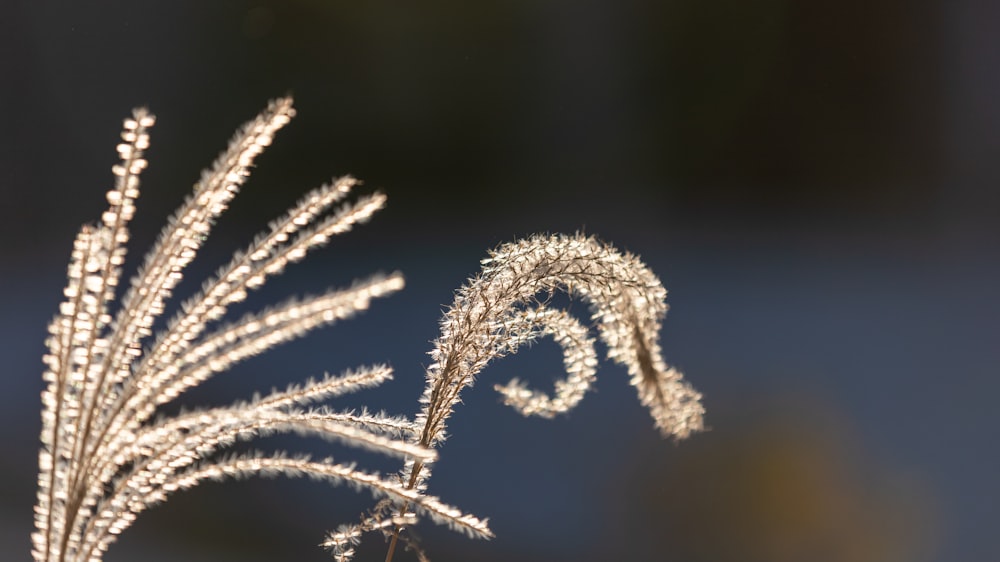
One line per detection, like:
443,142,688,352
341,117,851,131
1,1,997,560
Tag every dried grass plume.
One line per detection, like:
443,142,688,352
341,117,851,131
33,98,704,562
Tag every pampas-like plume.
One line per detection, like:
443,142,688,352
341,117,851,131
35,97,703,562
32,99,469,562
378,233,705,561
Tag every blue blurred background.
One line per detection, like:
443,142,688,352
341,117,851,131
2,1,998,561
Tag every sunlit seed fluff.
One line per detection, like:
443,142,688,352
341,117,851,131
32,99,443,562
35,97,702,562
376,233,702,559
